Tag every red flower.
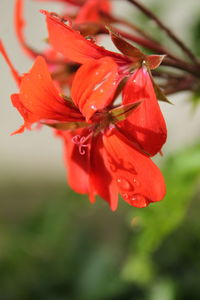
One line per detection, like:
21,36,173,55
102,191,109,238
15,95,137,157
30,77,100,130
43,11,167,155
57,58,166,210
1,37,166,209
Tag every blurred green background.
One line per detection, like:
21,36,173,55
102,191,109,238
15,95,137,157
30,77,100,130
0,143,200,300
1,0,200,299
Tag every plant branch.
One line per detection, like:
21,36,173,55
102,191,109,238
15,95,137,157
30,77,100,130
115,29,200,76
127,0,199,64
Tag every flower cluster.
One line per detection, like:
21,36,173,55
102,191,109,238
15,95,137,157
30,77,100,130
1,0,168,210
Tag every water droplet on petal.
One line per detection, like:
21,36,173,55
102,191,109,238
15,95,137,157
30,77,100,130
38,74,42,80
133,79,136,83
91,105,96,111
100,89,104,93
131,194,147,207
93,82,103,91
85,36,96,43
133,178,140,187
95,71,99,76
116,177,132,191
121,193,129,200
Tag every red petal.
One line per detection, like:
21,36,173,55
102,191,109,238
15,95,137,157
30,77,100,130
11,93,31,134
103,128,166,208
119,67,167,156
75,0,111,23
15,0,39,59
57,128,90,194
43,10,129,66
0,40,21,86
71,57,120,120
35,0,83,4
14,56,83,132
90,134,118,211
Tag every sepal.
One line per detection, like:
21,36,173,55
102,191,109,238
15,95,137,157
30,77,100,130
109,101,142,123
153,80,172,104
107,26,145,62
45,121,89,130
146,54,166,70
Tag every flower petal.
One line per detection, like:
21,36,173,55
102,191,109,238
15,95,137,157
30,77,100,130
15,0,39,59
43,10,129,66
75,0,111,24
71,57,120,120
35,0,83,4
0,40,21,86
103,128,166,208
118,67,167,156
90,134,118,211
57,128,90,194
13,56,83,132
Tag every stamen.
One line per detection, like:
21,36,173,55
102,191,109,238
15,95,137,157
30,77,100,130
72,132,93,155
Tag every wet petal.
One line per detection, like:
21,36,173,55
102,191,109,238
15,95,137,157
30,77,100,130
71,57,120,120
13,56,83,132
119,67,167,156
103,128,166,208
90,134,118,211
43,10,129,66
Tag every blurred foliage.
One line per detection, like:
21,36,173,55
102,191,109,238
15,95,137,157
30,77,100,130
0,142,200,300
191,89,200,109
192,13,200,57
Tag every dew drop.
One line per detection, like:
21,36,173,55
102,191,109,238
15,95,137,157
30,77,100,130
91,105,96,111
133,79,136,83
121,193,129,200
133,178,140,187
100,89,104,93
116,177,132,191
131,194,147,206
95,71,99,76
93,82,103,91
85,36,96,43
